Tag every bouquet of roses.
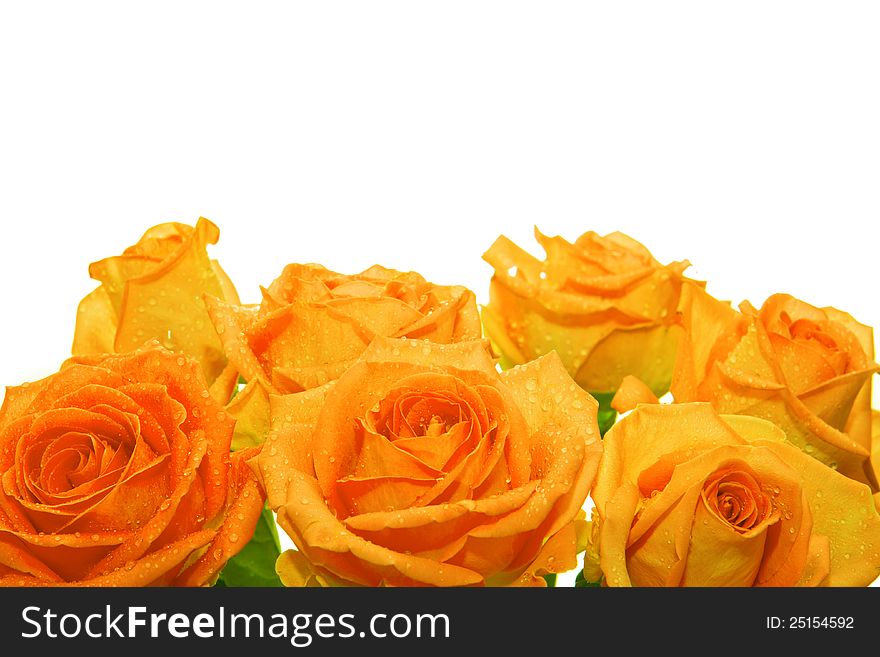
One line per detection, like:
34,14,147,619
1,218,876,587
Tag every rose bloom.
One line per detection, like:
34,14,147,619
72,218,240,402
671,283,877,486
590,403,880,587
206,263,481,450
255,337,602,586
0,344,263,586
482,228,691,398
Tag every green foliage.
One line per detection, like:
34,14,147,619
591,392,617,437
215,506,283,587
574,570,603,588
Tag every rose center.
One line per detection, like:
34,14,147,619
422,415,447,437
702,467,773,534
777,313,852,375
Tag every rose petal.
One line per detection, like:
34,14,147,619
399,287,481,343
263,263,335,307
208,362,240,406
798,369,875,439
204,295,271,387
671,282,745,403
500,520,579,587
626,482,703,587
227,378,272,450
6,364,125,419
352,426,443,481
71,287,117,355
611,375,660,413
272,469,483,586
82,529,216,587
575,323,681,395
175,449,264,586
87,254,160,314
758,439,880,586
251,302,372,378
275,549,324,587
796,534,831,586
336,476,437,515
326,296,425,337
0,533,65,582
272,360,354,393
360,335,497,372
599,481,639,587
391,423,471,471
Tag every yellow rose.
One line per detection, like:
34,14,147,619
255,337,602,586
672,283,878,485
482,228,691,399
72,218,240,402
591,403,880,586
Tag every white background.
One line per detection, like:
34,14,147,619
0,2,877,587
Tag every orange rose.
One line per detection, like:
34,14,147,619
256,337,602,586
482,229,692,400
590,403,880,587
72,218,240,402
206,263,481,450
0,344,264,586
671,283,878,485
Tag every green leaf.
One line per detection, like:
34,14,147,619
215,505,283,587
543,573,557,587
574,570,603,588
591,391,617,437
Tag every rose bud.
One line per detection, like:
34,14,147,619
482,228,693,431
72,218,240,403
